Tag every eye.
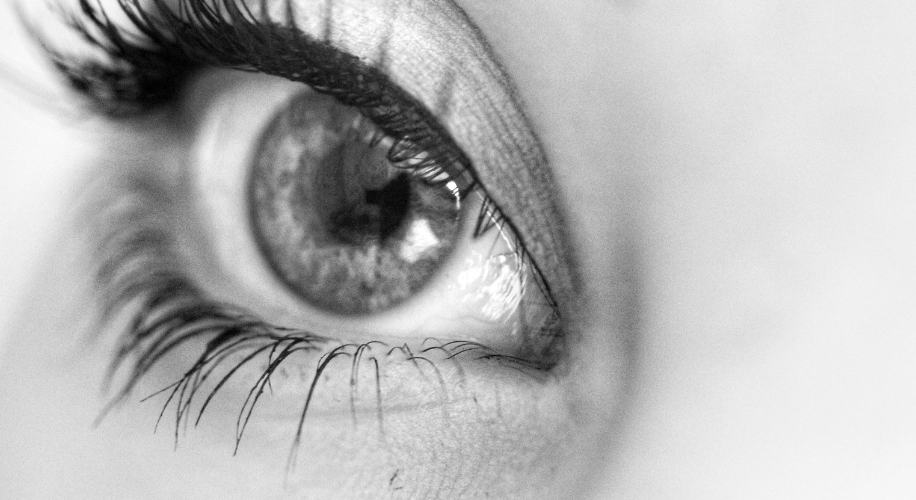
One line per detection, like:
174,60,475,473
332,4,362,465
30,0,580,493
185,71,558,355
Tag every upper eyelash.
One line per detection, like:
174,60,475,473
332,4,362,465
37,0,561,304
46,0,563,342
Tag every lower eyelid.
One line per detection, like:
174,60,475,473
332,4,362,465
141,329,551,422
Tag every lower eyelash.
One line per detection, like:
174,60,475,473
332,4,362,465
85,173,548,471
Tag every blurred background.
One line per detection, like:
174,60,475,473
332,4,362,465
0,0,88,356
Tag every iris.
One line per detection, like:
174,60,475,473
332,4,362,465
250,91,462,314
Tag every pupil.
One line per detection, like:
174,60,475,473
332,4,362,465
327,173,412,246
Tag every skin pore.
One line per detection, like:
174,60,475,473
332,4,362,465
2,0,916,499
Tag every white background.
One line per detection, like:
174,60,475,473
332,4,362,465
0,0,86,356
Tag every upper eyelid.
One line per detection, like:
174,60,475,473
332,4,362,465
283,0,576,311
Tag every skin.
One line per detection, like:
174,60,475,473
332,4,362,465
2,0,916,498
